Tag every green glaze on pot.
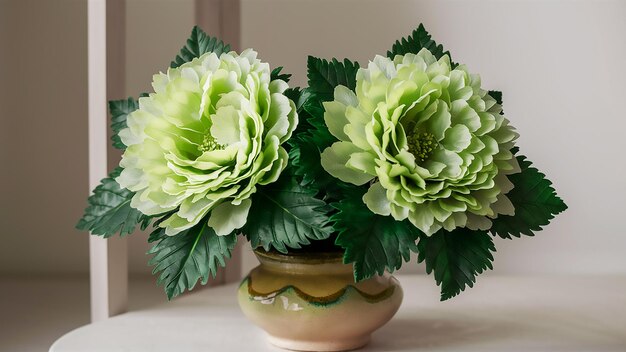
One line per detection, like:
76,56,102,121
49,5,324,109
241,275,396,306
237,249,403,351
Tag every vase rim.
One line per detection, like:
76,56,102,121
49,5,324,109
253,248,344,265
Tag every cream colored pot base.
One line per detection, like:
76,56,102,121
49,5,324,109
238,250,403,352
267,334,370,352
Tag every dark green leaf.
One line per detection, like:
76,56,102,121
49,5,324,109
283,87,319,137
243,175,334,253
143,210,176,233
76,167,147,237
109,98,139,150
490,155,567,239
296,88,314,113
148,222,237,300
307,56,360,102
286,89,326,135
333,190,420,282
387,24,455,67
288,128,336,189
417,228,495,301
170,26,231,69
139,215,153,231
285,87,319,117
488,90,503,106
270,66,292,83
287,93,363,200
300,91,327,128
283,87,299,104
287,88,340,190
289,58,360,191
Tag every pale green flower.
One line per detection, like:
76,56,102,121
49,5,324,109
117,49,297,236
321,49,519,235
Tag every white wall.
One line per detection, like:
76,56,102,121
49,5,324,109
240,0,626,274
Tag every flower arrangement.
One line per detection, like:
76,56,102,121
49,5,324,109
78,25,566,301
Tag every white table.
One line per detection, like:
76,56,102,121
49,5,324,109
50,275,626,351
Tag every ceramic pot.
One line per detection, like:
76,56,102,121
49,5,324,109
237,249,403,351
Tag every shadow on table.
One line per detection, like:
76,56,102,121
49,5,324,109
365,316,514,351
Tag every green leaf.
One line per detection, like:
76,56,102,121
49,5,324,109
243,175,334,253
287,88,340,190
387,24,455,67
76,167,147,237
289,130,337,188
332,189,420,282
288,92,363,200
488,90,503,106
270,66,292,83
291,57,366,196
490,154,567,239
109,98,139,150
148,222,237,300
417,228,495,301
284,88,311,137
170,26,231,69
283,87,300,104
286,89,327,135
307,56,360,102
283,87,305,115
294,57,359,190
285,87,319,116
300,90,327,129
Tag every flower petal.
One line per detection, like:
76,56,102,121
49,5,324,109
207,199,252,236
211,106,241,146
442,124,472,152
346,151,377,175
323,100,351,141
363,182,392,216
321,142,375,185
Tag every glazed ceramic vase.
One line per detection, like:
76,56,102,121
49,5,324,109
237,249,403,351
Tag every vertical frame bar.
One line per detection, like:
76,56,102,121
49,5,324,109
219,0,240,53
88,0,128,322
106,0,126,167
195,0,221,37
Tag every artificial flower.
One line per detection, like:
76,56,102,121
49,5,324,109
321,49,519,235
117,49,297,236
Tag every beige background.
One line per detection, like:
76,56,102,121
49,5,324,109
1,0,89,275
1,0,625,280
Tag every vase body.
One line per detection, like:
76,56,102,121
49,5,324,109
237,250,403,351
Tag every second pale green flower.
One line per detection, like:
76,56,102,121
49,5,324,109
321,49,520,235
117,49,298,236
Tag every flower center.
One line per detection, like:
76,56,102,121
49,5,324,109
198,134,224,153
407,131,437,162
